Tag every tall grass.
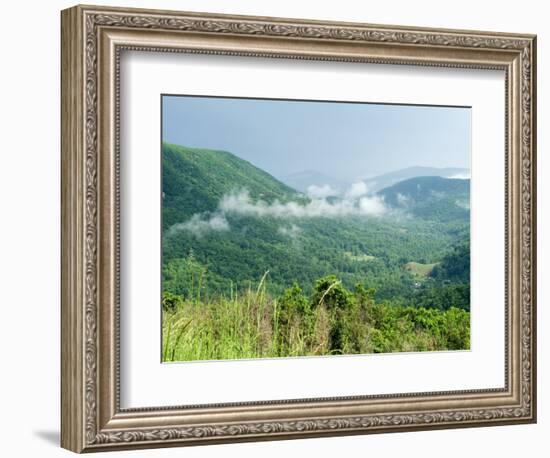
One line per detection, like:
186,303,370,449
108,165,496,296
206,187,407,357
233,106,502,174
162,273,470,362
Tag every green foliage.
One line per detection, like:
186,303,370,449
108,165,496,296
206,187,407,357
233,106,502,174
162,275,470,362
162,251,208,301
441,307,471,349
274,283,314,355
160,143,472,362
431,242,470,283
162,142,295,228
309,276,354,351
279,283,310,316
161,291,182,312
397,242,471,311
162,143,471,306
408,283,470,312
312,275,352,310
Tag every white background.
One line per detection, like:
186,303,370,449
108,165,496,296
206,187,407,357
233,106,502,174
121,53,505,407
0,0,546,457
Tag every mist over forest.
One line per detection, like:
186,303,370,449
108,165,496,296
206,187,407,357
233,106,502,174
161,143,471,361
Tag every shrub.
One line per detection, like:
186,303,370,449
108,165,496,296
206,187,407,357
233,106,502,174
275,283,313,355
162,273,471,360
311,275,352,310
279,283,310,317
162,291,183,312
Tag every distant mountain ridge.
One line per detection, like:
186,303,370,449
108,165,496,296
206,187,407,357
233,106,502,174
278,165,470,195
364,166,470,192
377,176,470,221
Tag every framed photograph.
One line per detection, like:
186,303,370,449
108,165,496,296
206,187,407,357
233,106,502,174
61,4,537,453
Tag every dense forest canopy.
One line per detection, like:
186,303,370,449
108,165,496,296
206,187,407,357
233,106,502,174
161,143,471,359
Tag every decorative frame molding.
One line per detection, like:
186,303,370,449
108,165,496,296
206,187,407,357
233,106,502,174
61,4,536,453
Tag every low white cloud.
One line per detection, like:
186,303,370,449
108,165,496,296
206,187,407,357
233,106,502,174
447,172,471,180
278,224,302,239
357,196,387,215
396,193,410,206
430,190,446,199
306,184,338,199
167,213,229,237
169,183,388,237
345,181,369,199
219,190,387,218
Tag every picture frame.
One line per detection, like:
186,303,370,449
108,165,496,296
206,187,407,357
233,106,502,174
61,4,537,453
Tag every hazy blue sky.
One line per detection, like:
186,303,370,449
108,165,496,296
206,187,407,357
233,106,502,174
162,95,470,182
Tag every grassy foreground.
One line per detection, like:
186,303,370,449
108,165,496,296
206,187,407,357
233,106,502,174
162,274,470,362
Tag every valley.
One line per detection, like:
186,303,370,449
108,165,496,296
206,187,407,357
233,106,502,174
161,142,471,360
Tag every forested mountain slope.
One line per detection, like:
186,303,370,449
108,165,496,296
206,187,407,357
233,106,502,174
162,143,470,309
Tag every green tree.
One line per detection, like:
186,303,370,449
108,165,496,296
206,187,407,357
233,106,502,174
311,275,352,310
275,283,312,354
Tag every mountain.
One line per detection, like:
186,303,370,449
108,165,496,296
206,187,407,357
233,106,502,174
364,166,469,192
162,143,297,229
162,143,469,303
377,176,470,221
279,170,345,193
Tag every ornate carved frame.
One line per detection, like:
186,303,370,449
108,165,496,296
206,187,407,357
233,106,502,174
61,4,537,453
